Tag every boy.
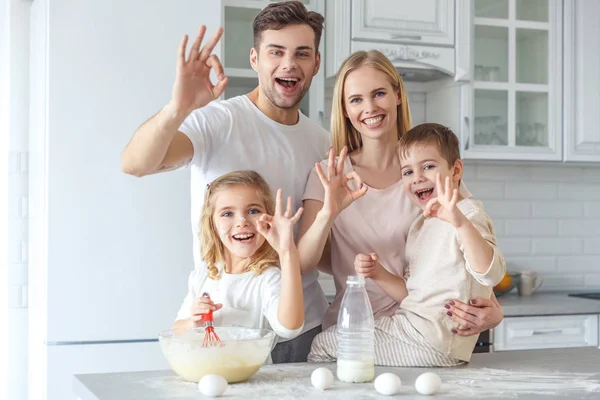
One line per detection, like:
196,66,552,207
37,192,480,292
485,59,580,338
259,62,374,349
310,123,506,366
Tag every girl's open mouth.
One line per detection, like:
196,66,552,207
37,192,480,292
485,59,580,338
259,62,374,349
232,233,255,243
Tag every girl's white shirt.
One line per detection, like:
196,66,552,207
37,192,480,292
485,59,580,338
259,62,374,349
175,264,304,340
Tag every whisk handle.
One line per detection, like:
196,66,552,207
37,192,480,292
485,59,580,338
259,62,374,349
200,292,214,325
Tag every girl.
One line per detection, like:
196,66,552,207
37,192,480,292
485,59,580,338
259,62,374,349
172,170,305,341
297,50,504,360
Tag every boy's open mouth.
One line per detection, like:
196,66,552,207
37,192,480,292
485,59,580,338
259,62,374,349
415,188,434,202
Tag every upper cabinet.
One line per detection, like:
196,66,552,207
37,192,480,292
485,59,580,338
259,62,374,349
563,0,600,162
460,0,563,161
325,0,470,82
351,0,455,46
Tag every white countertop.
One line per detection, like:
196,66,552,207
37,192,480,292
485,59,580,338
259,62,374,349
73,348,600,399
498,291,600,317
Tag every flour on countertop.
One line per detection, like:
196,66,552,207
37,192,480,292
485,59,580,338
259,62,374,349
134,364,600,399
440,368,600,398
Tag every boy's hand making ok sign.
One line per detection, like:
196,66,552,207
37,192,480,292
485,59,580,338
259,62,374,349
423,173,466,228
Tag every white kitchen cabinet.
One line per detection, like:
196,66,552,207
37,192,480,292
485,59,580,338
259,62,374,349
221,0,326,127
563,0,600,162
325,0,470,82
351,0,455,46
493,314,599,351
458,0,563,161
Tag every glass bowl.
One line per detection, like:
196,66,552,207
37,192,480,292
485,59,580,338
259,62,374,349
158,326,276,383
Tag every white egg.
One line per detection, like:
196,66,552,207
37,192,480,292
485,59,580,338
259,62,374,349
374,372,402,395
198,374,228,397
311,367,334,390
414,372,442,395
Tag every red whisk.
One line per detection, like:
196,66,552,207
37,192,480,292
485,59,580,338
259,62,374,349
201,292,222,347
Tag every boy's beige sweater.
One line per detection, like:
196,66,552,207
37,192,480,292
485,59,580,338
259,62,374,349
397,199,506,361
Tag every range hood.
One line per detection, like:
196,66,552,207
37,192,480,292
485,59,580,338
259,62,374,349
325,1,472,83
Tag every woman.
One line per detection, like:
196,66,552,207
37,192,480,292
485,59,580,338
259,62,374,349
298,50,503,338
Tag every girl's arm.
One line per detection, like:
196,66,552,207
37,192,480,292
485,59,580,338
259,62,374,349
256,190,305,336
276,249,305,331
172,296,222,332
171,268,221,333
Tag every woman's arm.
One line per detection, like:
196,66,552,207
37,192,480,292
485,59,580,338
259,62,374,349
297,199,335,274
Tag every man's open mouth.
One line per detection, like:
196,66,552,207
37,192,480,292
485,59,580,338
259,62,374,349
275,77,299,90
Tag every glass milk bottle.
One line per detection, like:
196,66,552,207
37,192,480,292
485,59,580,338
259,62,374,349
336,275,375,383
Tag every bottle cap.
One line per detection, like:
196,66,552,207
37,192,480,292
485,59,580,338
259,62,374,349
347,275,366,285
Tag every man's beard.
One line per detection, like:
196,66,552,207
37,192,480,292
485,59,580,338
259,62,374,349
263,80,311,110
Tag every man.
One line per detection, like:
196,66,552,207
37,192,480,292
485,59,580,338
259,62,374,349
121,1,329,363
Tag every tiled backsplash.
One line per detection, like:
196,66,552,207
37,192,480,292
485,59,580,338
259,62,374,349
463,163,600,292
319,162,600,296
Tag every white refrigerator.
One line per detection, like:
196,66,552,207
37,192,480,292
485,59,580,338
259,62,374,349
28,1,222,398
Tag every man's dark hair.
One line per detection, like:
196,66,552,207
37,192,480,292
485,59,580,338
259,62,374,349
253,1,324,53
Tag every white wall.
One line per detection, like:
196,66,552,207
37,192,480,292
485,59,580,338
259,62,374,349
0,0,10,397
4,0,30,399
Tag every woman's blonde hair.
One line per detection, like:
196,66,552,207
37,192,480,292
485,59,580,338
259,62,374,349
199,171,278,279
330,50,412,154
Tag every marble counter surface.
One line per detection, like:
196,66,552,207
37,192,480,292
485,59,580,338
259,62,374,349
324,291,600,318
498,292,600,317
74,348,600,400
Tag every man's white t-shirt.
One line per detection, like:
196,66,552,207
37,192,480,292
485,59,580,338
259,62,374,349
177,95,330,339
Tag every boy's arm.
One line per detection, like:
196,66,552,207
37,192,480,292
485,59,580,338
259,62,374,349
355,254,408,304
457,209,506,286
371,266,409,304
456,217,494,274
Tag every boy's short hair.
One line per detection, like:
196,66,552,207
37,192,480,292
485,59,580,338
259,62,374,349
253,1,324,52
397,123,461,167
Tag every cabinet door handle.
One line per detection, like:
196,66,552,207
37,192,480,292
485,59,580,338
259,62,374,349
531,329,563,336
391,34,422,41
463,116,470,150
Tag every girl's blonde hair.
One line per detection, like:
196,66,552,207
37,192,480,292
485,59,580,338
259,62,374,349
331,50,413,154
199,171,278,279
